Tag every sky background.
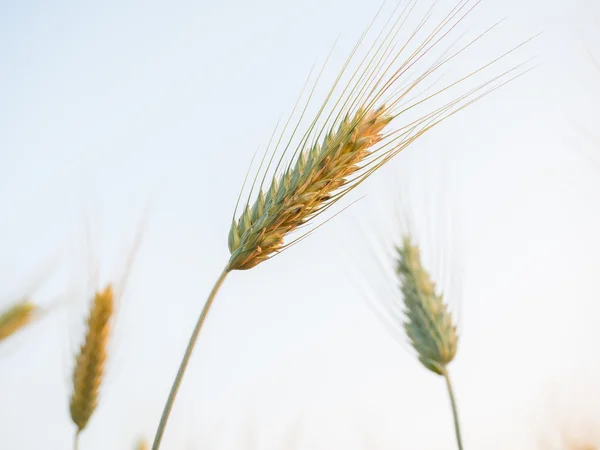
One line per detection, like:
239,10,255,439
1,0,600,449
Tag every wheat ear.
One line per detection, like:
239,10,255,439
228,106,392,270
0,300,36,343
396,235,462,449
152,0,532,446
70,284,114,446
136,438,149,450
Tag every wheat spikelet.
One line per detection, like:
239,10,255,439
69,284,114,433
0,300,36,342
396,235,457,375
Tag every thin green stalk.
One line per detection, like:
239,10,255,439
151,268,230,450
441,366,464,450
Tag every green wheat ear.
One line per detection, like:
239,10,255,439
396,235,458,375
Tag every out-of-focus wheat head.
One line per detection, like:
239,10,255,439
558,442,599,450
136,438,149,450
396,235,457,374
538,414,600,450
69,210,145,437
0,300,36,342
0,257,60,345
535,381,600,450
227,0,531,271
69,284,114,433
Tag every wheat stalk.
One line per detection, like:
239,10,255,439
70,284,114,446
396,235,462,449
151,1,532,447
0,300,36,342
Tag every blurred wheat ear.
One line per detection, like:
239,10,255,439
396,235,463,449
69,285,114,449
397,236,458,374
136,438,149,450
0,300,36,343
0,259,59,345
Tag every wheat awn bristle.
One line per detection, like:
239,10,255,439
0,300,36,342
69,284,114,433
396,235,457,375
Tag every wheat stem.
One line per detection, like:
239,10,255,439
74,431,80,450
151,268,230,450
441,366,463,450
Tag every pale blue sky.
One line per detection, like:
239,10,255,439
1,0,599,449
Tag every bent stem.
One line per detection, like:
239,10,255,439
151,268,230,450
441,366,464,450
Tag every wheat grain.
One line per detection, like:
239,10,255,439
69,284,114,434
0,300,36,342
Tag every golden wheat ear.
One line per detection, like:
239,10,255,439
0,300,37,342
228,106,393,270
227,0,534,271
135,437,149,450
152,1,534,447
69,208,146,449
0,254,63,345
69,284,114,435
